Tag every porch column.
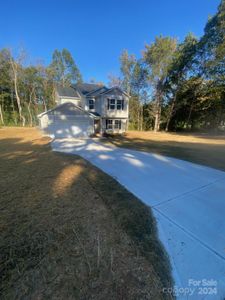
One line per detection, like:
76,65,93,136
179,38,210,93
100,118,103,136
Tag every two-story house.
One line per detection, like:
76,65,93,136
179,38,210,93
38,83,129,138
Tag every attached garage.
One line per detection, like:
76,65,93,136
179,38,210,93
38,102,97,138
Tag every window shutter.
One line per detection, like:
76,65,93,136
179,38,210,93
122,99,124,110
107,99,110,110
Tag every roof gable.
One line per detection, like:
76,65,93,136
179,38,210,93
38,102,99,119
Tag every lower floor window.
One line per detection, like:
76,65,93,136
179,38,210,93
106,119,122,130
114,119,121,129
106,119,113,129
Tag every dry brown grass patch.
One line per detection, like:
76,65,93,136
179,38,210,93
0,127,173,299
105,130,225,171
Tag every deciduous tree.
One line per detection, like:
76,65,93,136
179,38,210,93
49,49,82,86
143,36,177,131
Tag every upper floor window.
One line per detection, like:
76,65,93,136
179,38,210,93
89,99,94,110
108,99,115,110
117,99,124,110
107,98,124,110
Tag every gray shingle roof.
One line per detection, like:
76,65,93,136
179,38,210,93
74,83,105,95
56,85,80,98
89,111,101,117
56,83,128,99
86,86,109,97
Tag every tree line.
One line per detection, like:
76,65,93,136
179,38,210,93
111,0,225,132
0,48,82,126
0,0,224,132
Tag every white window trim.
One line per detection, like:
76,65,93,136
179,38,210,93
107,98,124,111
116,99,122,110
106,119,122,130
109,99,115,110
114,119,122,129
107,119,113,129
89,99,95,110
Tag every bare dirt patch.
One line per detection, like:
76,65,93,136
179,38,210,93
106,131,225,171
0,127,172,299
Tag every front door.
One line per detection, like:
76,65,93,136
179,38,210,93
94,119,100,133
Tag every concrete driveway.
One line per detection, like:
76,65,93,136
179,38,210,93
52,138,225,299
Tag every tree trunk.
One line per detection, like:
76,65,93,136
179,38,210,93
42,97,47,112
27,88,35,127
33,97,39,122
0,103,4,125
11,94,17,125
137,106,140,130
154,109,160,132
165,93,177,132
27,100,33,127
140,104,143,131
154,82,163,132
186,102,193,129
154,95,161,132
10,59,26,126
10,86,17,125
27,104,32,126
186,88,197,129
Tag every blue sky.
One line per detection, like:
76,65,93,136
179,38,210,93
0,0,220,83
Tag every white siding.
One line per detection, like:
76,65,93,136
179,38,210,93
100,93,129,118
50,86,129,136
59,98,81,107
39,103,94,138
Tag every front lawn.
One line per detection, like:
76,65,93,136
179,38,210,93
106,131,225,171
0,128,172,299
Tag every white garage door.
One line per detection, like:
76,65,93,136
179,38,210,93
47,115,94,138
